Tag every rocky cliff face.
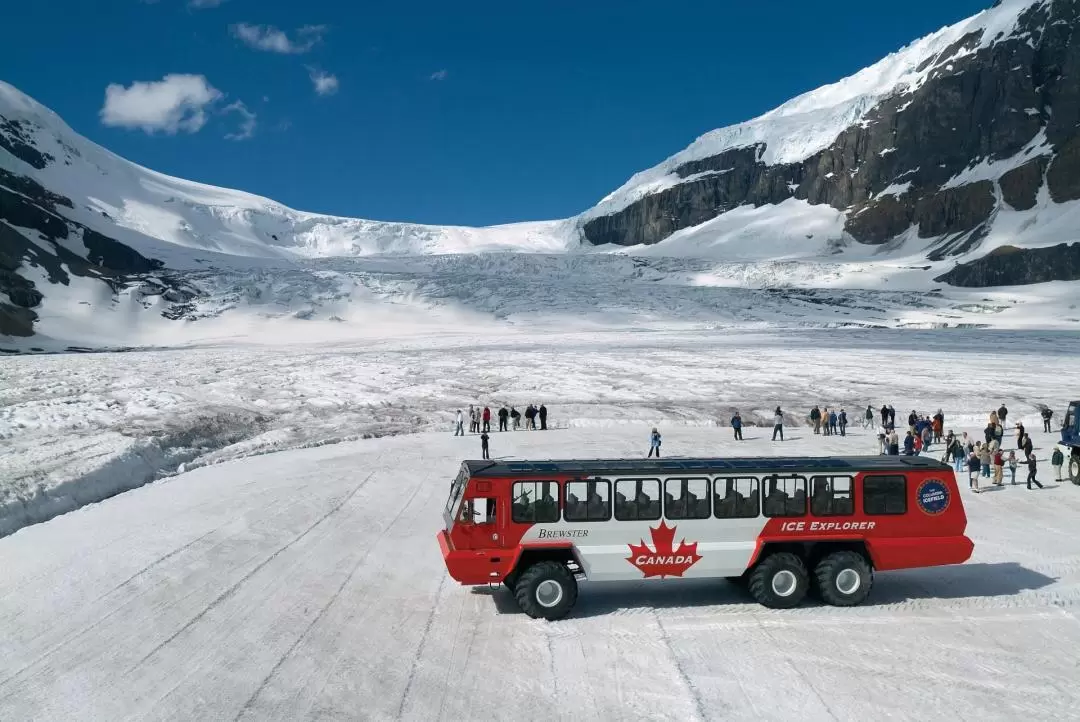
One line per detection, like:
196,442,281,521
583,0,1080,272
934,242,1080,285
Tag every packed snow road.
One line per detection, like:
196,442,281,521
2,426,1079,721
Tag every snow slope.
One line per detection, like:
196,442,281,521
585,0,1052,219
2,424,1079,721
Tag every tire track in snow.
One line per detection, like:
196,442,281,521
0,498,300,694
237,455,430,721
129,471,377,671
393,574,449,721
653,611,708,722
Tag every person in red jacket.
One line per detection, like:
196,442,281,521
482,406,491,433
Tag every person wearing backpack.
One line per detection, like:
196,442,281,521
1052,447,1065,481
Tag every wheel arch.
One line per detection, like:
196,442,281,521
750,538,875,571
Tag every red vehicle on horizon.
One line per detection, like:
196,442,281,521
438,455,973,620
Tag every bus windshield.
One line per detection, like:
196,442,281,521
445,464,468,517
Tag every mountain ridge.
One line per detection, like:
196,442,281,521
3,0,1080,345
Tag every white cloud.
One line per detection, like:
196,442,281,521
188,0,226,7
231,23,327,54
100,74,222,134
222,101,256,140
307,67,339,96
429,69,449,81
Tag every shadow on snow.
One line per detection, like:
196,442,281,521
477,562,1056,619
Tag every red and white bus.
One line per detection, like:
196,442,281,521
437,455,973,619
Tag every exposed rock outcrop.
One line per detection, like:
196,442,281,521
934,243,1080,286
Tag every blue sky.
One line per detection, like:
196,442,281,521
5,0,990,226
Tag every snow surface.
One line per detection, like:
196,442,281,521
4,329,1079,539
2,420,1079,721
586,0,1052,219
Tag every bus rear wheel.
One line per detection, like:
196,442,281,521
1069,454,1080,486
814,551,873,607
513,561,578,620
748,552,809,609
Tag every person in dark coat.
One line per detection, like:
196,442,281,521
510,406,521,430
880,405,889,428
1042,407,1054,433
538,403,548,430
904,431,915,456
498,406,509,431
1026,451,1043,489
838,409,848,437
810,406,822,435
480,432,490,460
1023,434,1034,459
731,412,744,441
998,404,1008,427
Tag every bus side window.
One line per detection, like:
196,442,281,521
763,475,807,517
565,479,611,522
615,478,660,521
512,481,560,524
863,475,907,515
714,477,759,519
810,476,854,516
664,478,710,520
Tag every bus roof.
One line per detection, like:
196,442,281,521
463,455,953,478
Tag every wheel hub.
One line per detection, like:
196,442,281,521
771,569,798,597
835,568,861,595
535,579,564,608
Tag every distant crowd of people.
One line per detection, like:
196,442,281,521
453,403,550,459
452,398,1069,488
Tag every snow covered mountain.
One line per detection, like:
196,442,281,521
582,0,1080,272
2,0,1080,347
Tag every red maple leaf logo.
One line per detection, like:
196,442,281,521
626,520,702,578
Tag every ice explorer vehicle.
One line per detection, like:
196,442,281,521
438,455,974,620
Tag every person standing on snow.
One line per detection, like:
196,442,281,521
829,409,839,436
1007,450,1018,485
880,404,889,428
539,403,548,431
864,405,874,429
992,448,1004,486
498,405,509,432
772,408,785,441
810,406,822,435
904,431,916,456
731,412,743,441
839,409,848,437
888,429,900,455
968,450,981,492
467,405,476,434
998,404,1009,428
510,406,521,430
455,409,464,436
1026,451,1043,489
480,431,490,460
648,428,662,458
979,443,992,482
1042,407,1054,433
482,406,491,433
1052,447,1065,481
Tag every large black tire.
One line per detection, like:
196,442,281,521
747,552,809,609
1069,454,1080,486
513,561,578,620
814,551,873,607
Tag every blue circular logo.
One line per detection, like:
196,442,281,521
917,479,950,515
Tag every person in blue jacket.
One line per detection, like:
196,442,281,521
903,431,916,455
730,412,743,441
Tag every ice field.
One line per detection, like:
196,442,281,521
3,328,1079,537
1,422,1079,722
